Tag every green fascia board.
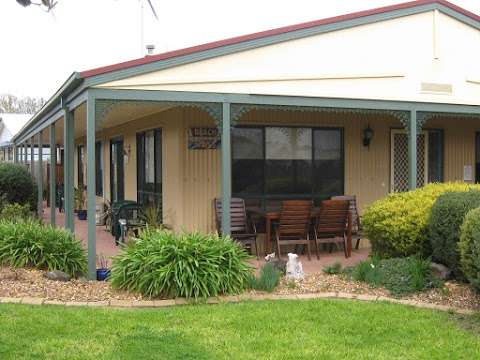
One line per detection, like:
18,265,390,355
14,86,480,146
437,4,480,30
15,106,64,144
89,88,480,114
15,87,89,144
12,72,83,142
66,89,88,111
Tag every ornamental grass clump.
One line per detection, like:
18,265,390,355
249,262,282,292
363,182,480,258
0,220,87,276
110,230,254,299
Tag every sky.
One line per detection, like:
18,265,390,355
0,0,478,99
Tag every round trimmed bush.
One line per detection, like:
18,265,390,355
429,191,480,278
0,163,36,210
459,207,480,291
363,182,480,258
111,230,254,299
0,220,87,276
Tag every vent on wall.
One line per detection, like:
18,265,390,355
421,82,453,94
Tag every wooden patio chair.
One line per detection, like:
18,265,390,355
331,195,363,249
314,200,352,259
214,198,259,259
275,200,313,261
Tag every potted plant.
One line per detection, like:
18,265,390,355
74,186,87,220
96,254,110,281
140,204,163,229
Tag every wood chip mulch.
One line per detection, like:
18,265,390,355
0,267,143,302
275,273,480,310
1,266,480,310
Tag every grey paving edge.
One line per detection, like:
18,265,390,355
0,294,475,314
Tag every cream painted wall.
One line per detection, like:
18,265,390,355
72,107,480,233
75,108,188,229
97,11,480,105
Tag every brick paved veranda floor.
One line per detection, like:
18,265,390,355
42,206,370,274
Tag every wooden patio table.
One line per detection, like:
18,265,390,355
247,207,321,256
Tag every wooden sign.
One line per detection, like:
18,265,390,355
188,127,220,150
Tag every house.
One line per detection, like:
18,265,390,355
11,0,480,278
0,113,30,162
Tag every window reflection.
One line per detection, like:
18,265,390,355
232,126,343,203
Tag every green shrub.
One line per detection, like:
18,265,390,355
350,256,383,285
0,220,87,276
363,182,480,258
323,262,342,275
110,230,254,299
0,163,36,211
428,191,480,278
249,263,282,292
0,194,8,213
459,207,480,291
348,256,440,296
0,203,32,221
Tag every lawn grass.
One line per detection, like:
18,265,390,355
0,299,479,359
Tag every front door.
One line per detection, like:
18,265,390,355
110,138,124,202
391,130,428,192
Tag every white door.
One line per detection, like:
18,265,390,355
390,130,428,192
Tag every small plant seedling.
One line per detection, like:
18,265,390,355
323,262,343,275
286,279,298,289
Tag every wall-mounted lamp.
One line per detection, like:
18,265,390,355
363,125,374,148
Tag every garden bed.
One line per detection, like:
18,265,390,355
2,266,480,310
275,273,480,310
0,267,142,302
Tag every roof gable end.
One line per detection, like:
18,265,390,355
81,0,480,84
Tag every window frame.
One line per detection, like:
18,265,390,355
232,125,344,205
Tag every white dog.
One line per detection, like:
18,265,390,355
286,253,304,281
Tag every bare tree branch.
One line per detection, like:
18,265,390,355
16,0,57,11
0,94,46,114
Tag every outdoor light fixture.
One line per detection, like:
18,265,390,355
363,125,374,147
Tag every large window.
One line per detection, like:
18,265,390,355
137,129,162,207
233,126,344,204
